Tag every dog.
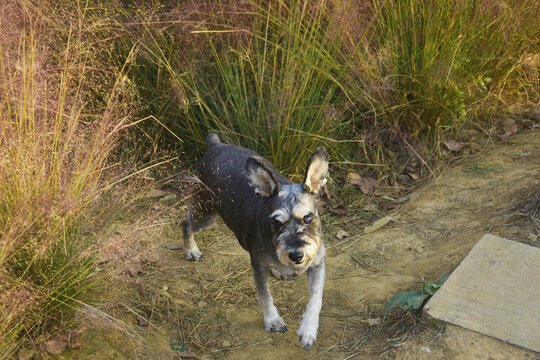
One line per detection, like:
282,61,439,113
181,133,328,349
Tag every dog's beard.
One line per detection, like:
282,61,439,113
275,233,320,269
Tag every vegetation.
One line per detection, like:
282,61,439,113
0,0,537,357
117,0,539,173
383,273,450,313
0,2,131,357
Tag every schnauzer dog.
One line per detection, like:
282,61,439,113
182,133,328,349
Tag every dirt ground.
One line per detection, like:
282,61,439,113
63,129,539,360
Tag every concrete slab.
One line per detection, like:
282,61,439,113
424,234,540,353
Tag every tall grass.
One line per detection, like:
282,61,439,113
350,0,539,137
172,1,351,174
115,0,351,174
115,0,538,177
0,13,126,357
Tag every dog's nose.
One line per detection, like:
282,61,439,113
289,250,303,263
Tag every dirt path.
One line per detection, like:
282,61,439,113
71,130,539,360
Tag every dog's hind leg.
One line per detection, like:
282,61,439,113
251,259,288,333
181,189,215,261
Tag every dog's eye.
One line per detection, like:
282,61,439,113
303,215,313,224
271,217,283,227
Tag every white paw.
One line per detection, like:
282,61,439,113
185,249,204,261
264,315,288,333
297,314,318,349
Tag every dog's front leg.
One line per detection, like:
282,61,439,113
297,258,326,349
251,259,288,333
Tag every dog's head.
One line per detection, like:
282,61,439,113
246,148,328,269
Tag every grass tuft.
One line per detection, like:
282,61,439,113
0,5,128,356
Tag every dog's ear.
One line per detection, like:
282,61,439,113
303,147,329,195
246,157,279,197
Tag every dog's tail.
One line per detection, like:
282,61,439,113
206,133,220,148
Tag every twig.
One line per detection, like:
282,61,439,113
349,254,379,272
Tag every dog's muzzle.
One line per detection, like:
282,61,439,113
288,250,304,264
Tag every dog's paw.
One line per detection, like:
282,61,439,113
297,316,318,349
185,249,204,261
265,316,288,333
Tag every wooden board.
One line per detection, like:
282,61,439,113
424,234,540,353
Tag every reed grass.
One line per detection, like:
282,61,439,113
0,7,128,356
117,0,538,176
349,0,539,137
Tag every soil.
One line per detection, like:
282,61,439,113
61,130,539,360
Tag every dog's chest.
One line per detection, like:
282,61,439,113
269,262,308,278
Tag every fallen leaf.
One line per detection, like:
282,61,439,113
501,118,518,140
45,338,68,355
336,230,349,240
177,350,199,359
408,172,419,180
166,243,183,250
397,174,413,186
381,202,397,210
17,350,34,360
345,172,362,185
362,177,379,194
346,173,379,194
145,188,168,198
323,184,332,201
381,196,409,210
362,204,377,211
404,161,419,172
364,216,392,234
391,180,404,194
137,317,149,326
329,203,350,216
468,142,482,153
443,140,465,152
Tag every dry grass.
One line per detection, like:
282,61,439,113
0,1,134,356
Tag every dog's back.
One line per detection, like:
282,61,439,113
199,133,290,204
196,134,290,248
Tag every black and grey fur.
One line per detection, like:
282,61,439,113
182,133,328,349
